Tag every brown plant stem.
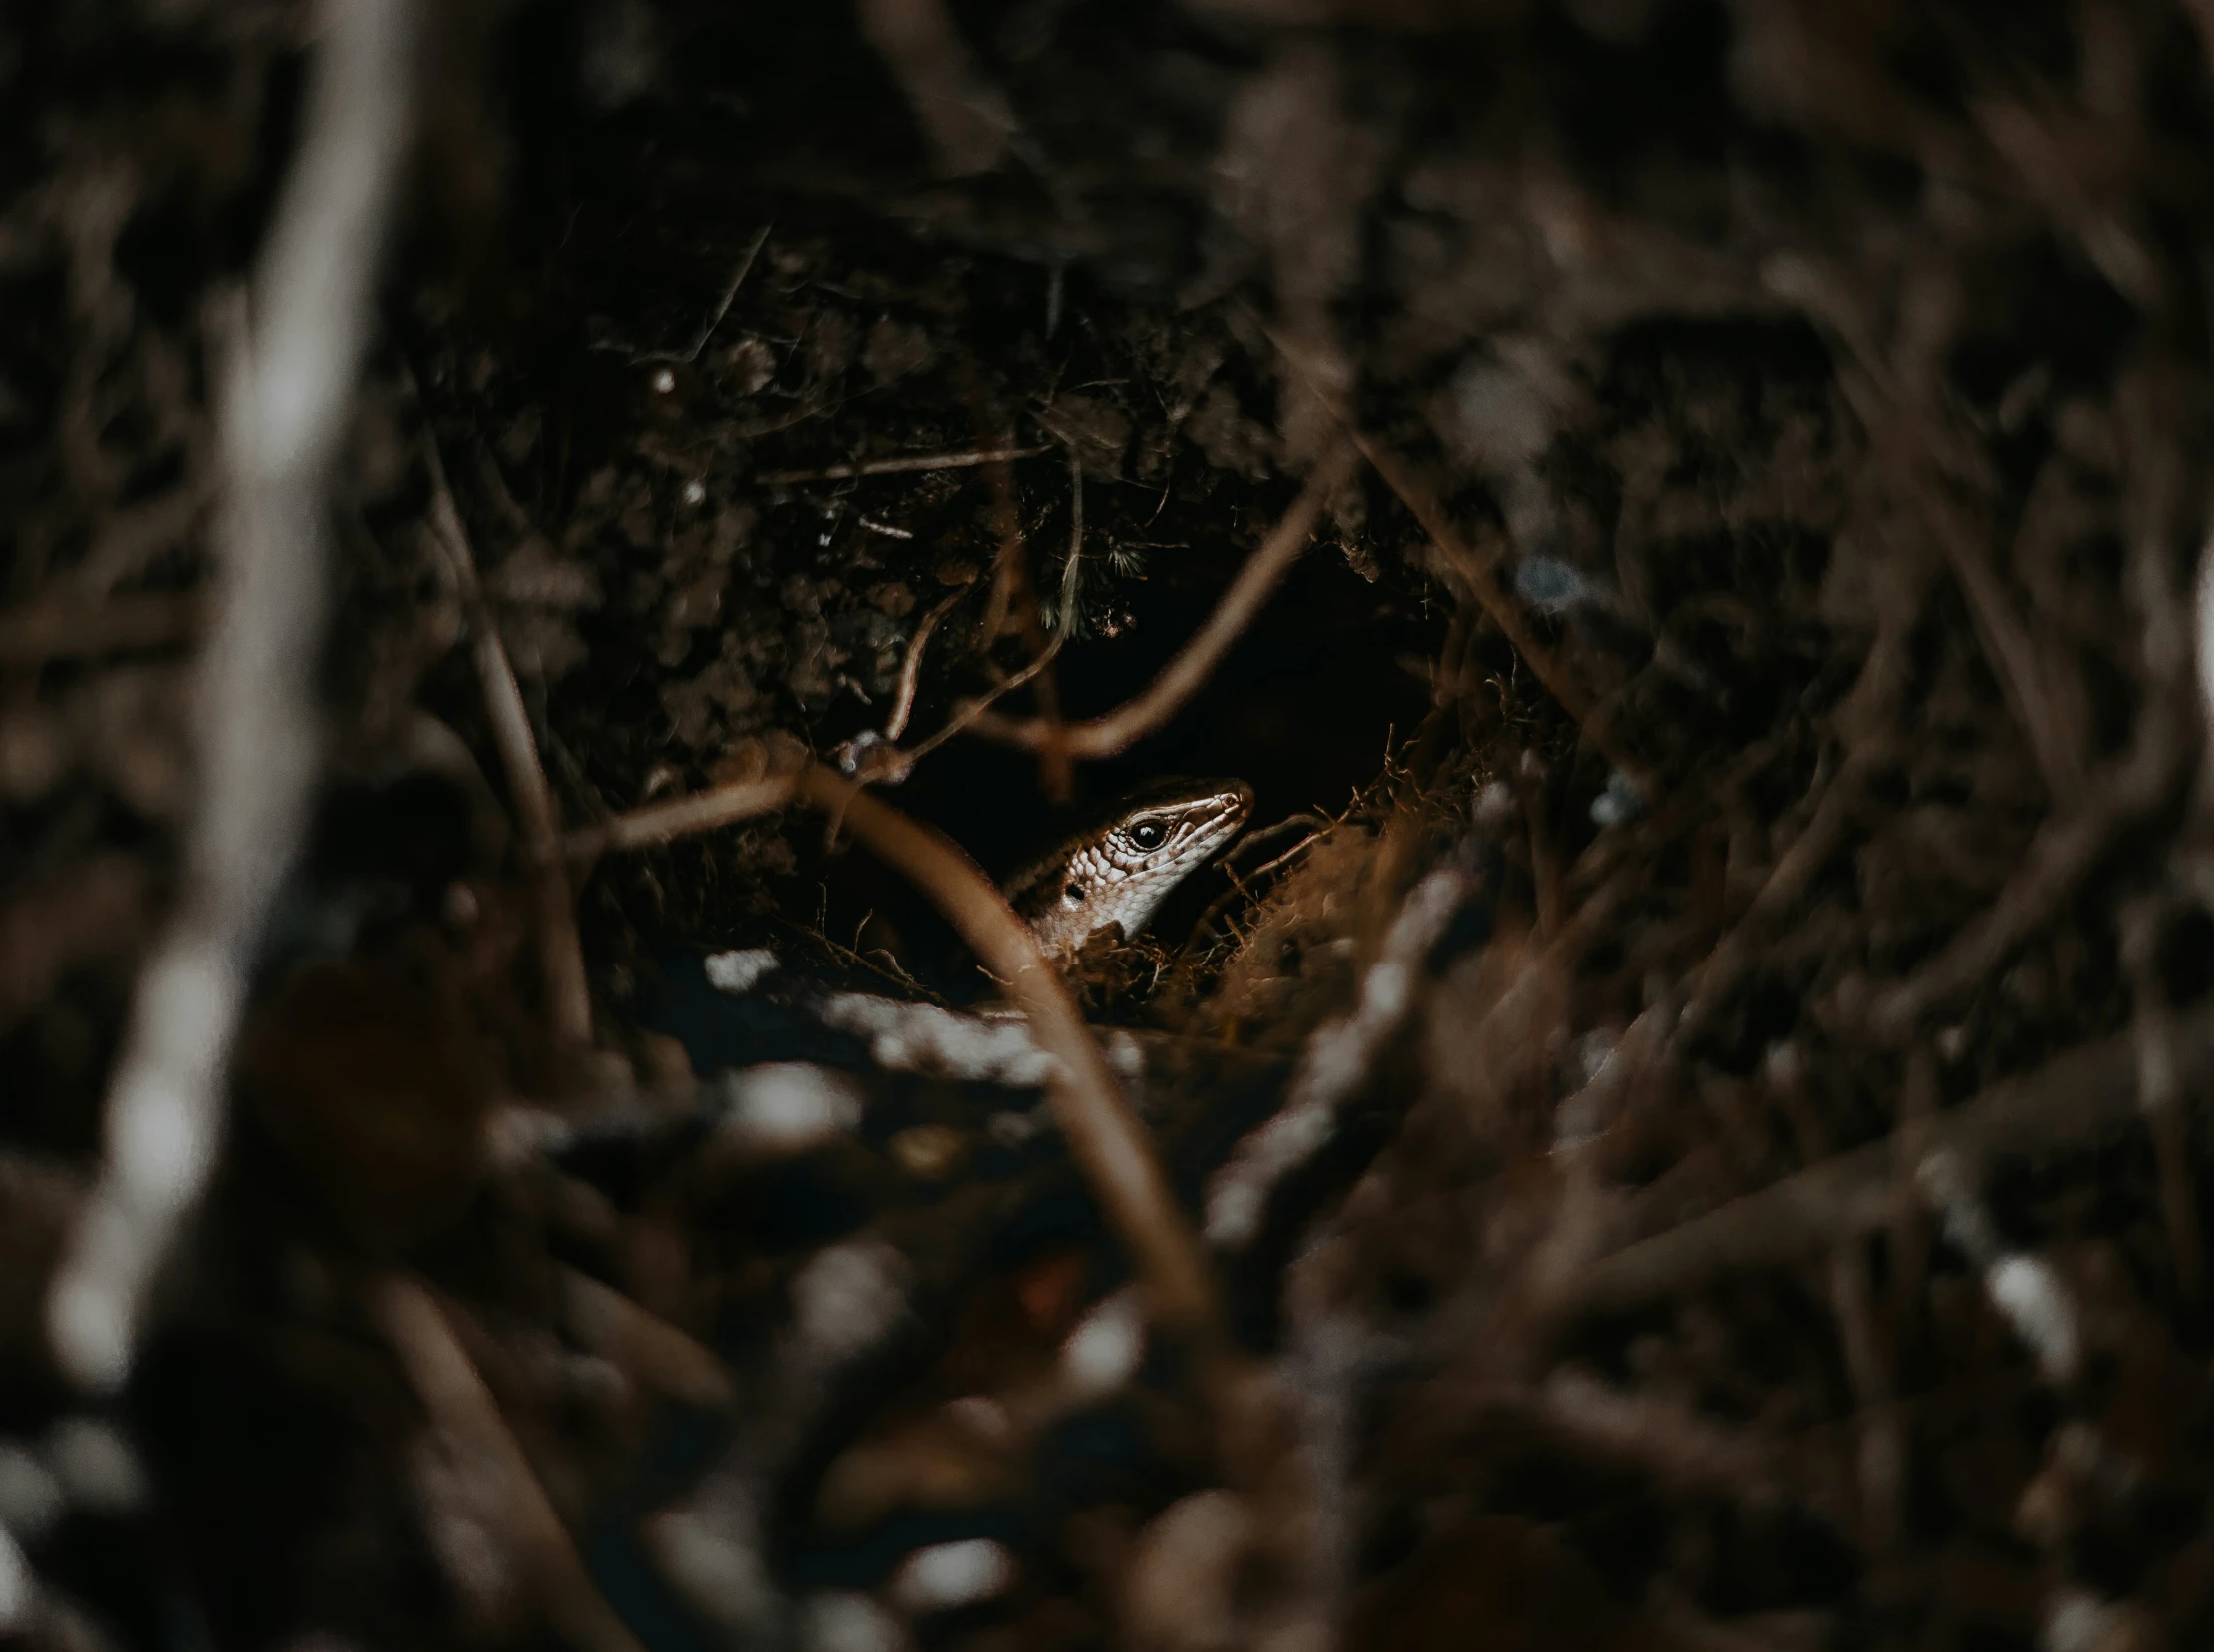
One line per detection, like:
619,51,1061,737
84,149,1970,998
794,767,1220,1335
882,586,966,742
417,412,594,1054
564,776,798,863
1564,1005,2214,1320
964,448,1352,761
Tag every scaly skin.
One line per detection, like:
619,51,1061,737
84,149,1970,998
1002,777,1253,961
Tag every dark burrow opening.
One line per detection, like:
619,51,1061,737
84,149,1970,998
800,528,1448,999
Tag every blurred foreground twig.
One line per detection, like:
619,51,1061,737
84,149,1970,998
47,0,414,1391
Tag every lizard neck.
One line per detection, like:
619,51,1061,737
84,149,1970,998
1003,777,1253,960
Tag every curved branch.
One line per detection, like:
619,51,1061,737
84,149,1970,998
794,767,1219,1335
564,775,798,862
898,633,1062,768
756,446,1050,486
882,586,966,742
964,449,1350,761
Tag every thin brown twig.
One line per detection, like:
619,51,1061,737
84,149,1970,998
754,445,1049,485
901,633,1064,767
963,448,1353,761
974,425,1071,798
1893,442,2080,799
1673,741,1883,1042
47,0,413,1392
415,397,594,1053
1866,696,2181,1043
830,634,1069,788
1188,891,1256,957
371,1274,647,1652
1190,861,1264,949
881,586,965,742
1222,812,1330,866
1766,259,2080,800
634,223,770,366
1252,313,1656,799
1187,814,1332,938
790,911,943,1002
1048,440,1085,634
1562,1003,2214,1320
1516,751,1564,940
2121,898,2203,1307
1242,831,1325,885
1188,832,1323,947
1205,798,1358,952
793,627,1076,792
563,775,798,862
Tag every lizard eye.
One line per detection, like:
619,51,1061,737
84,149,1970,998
1129,821,1167,851
1063,881,1085,904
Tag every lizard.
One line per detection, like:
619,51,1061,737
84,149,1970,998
1000,775,1254,963
667,776,1255,1085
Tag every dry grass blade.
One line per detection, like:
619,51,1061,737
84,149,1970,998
755,446,1049,485
631,222,769,366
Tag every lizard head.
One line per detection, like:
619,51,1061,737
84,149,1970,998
1008,776,1254,960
